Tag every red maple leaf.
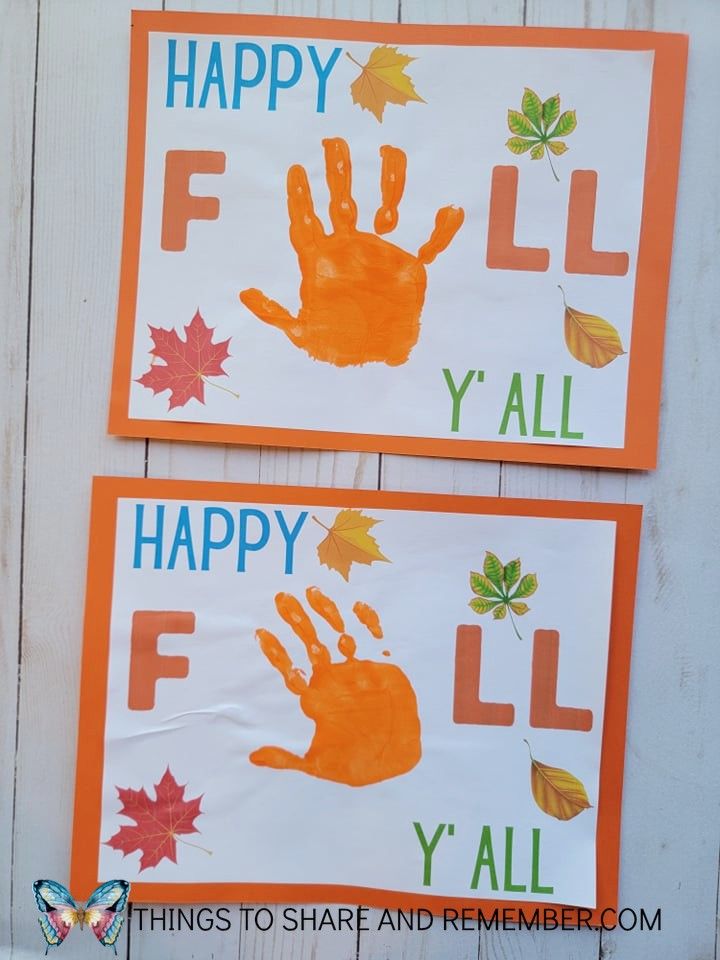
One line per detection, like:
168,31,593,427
136,309,232,410
105,767,204,871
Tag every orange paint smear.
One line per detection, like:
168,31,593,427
353,600,383,639
256,628,307,695
418,206,465,265
306,586,345,633
374,145,407,235
337,633,356,660
274,592,331,668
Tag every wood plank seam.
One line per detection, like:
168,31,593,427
8,2,41,955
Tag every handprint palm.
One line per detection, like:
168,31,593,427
239,138,464,367
251,588,422,786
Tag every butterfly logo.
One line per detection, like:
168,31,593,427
32,879,130,955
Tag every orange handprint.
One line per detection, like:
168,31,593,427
250,588,422,786
239,138,464,367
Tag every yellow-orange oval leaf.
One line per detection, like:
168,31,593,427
560,287,626,368
525,740,592,821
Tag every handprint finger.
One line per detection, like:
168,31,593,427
337,633,357,660
352,601,383,639
239,288,300,341
374,146,407,235
323,137,358,233
417,205,465,264
305,587,345,633
256,628,307,695
250,745,309,772
275,593,331,668
287,164,326,253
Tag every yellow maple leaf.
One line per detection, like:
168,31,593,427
313,509,390,581
524,740,592,821
347,46,425,123
559,286,626,369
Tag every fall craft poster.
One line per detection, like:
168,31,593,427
109,14,686,468
72,479,641,914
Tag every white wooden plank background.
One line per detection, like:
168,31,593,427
1,1,718,958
